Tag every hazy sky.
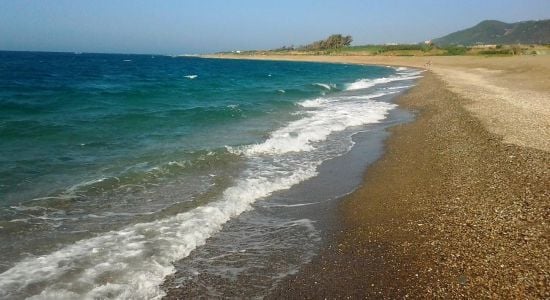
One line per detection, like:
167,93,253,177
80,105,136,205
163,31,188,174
1,0,549,54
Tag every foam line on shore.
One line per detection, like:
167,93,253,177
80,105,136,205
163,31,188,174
0,68,417,299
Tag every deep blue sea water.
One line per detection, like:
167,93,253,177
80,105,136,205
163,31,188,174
0,51,422,298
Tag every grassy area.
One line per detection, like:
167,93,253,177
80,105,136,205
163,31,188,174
218,44,550,57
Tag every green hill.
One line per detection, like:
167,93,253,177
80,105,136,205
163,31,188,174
433,19,550,46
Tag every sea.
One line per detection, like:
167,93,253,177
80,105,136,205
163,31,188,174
0,51,422,299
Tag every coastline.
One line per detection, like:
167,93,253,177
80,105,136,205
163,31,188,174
162,91,415,299
204,54,550,152
267,71,549,298
204,54,549,298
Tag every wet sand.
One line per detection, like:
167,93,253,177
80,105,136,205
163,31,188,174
199,54,549,298
265,71,549,298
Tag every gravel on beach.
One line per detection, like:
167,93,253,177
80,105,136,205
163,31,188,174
268,72,549,299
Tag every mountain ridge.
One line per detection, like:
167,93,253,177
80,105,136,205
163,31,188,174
433,19,550,46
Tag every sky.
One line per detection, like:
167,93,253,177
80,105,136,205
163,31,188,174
0,0,549,54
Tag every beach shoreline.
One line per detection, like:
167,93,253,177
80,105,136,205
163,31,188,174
204,54,550,152
206,54,549,298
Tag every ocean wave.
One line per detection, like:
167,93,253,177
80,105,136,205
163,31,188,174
261,201,322,208
342,91,399,100
299,98,330,108
229,94,396,155
0,155,318,299
84,211,156,219
184,75,198,79
312,82,336,90
93,105,255,130
73,150,235,192
346,74,422,91
164,105,250,122
386,85,415,90
3,149,240,225
346,68,423,91
0,72,409,299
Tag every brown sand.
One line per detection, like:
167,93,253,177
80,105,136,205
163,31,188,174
205,54,550,152
191,55,549,298
263,71,549,299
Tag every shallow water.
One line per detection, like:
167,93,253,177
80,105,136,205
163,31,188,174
0,52,421,299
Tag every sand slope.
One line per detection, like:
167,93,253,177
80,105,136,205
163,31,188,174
268,72,549,299
201,54,549,298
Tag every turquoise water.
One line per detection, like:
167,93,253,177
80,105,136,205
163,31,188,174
0,52,389,204
0,51,422,298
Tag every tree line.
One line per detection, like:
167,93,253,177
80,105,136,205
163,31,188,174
275,34,353,51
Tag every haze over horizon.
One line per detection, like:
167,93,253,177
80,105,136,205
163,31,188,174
1,0,549,55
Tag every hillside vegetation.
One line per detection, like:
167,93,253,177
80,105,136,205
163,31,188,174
219,20,550,57
274,34,353,51
433,19,550,46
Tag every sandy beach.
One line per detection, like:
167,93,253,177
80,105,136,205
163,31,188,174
206,54,550,152
3,2,550,298
207,54,550,298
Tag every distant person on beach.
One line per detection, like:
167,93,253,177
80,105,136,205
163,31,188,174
425,60,432,69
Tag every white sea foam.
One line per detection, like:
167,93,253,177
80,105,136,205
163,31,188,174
346,67,423,91
387,85,414,90
313,83,336,90
299,98,330,108
262,201,322,208
343,92,399,100
231,95,397,155
67,177,109,192
85,211,156,219
0,163,317,299
0,71,415,299
184,75,198,79
299,92,394,108
10,205,50,212
346,74,422,91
